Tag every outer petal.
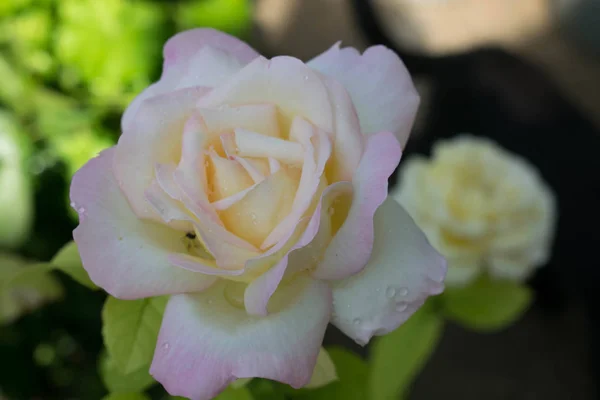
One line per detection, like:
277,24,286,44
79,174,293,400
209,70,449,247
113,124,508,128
70,148,216,299
313,131,401,280
308,43,419,147
115,87,209,221
150,277,332,400
330,198,446,345
122,29,260,130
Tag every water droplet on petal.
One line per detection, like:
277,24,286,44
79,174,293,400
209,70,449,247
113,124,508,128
70,202,76,209
385,287,396,298
328,207,335,216
162,342,170,351
304,75,309,81
398,288,409,296
77,207,85,214
395,303,408,312
353,318,361,325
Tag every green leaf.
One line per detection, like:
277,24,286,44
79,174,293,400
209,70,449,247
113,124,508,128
51,241,98,290
247,379,285,400
441,275,533,332
0,254,63,324
305,347,337,389
368,301,444,400
290,347,369,400
99,351,155,393
214,386,253,400
102,295,168,374
101,393,150,400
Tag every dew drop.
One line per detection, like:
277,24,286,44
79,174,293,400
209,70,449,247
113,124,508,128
77,207,85,214
385,287,396,298
162,342,170,351
397,288,409,296
395,303,408,312
353,318,361,325
328,207,335,216
304,75,309,81
70,202,77,209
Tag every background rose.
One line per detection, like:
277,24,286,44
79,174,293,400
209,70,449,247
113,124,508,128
69,29,446,399
393,135,556,287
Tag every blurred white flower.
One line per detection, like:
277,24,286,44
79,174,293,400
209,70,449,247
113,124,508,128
392,135,556,287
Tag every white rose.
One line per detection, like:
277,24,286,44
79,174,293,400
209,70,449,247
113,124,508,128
392,135,556,287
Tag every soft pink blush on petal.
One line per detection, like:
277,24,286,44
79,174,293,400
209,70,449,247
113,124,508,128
122,28,258,131
308,43,419,148
313,131,402,280
150,277,331,400
330,198,447,345
114,86,210,222
70,148,216,299
243,182,352,316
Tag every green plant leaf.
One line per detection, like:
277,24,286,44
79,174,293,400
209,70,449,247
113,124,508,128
247,379,285,400
368,301,444,400
290,347,369,400
99,351,155,393
214,386,254,400
305,347,337,389
51,241,98,290
101,393,150,400
102,295,168,374
441,275,533,332
0,254,63,324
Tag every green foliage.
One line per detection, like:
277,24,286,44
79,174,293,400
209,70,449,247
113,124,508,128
51,241,98,290
102,393,150,400
99,352,156,393
214,386,254,400
368,301,444,400
247,379,286,400
289,347,369,400
102,295,169,374
440,275,533,332
0,253,63,324
175,0,252,38
54,0,167,106
0,111,34,249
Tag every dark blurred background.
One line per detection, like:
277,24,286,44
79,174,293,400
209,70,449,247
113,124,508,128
1,0,599,399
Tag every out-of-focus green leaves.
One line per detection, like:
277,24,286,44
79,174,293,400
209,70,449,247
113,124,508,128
0,112,34,249
368,301,444,400
0,57,35,115
175,0,252,38
213,386,254,400
50,241,98,290
0,253,63,324
289,347,369,400
55,0,166,107
102,296,168,374
102,393,150,400
247,379,286,400
99,351,156,394
440,275,533,332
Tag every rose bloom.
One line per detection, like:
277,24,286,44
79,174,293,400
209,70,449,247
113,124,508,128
393,135,556,287
70,29,446,399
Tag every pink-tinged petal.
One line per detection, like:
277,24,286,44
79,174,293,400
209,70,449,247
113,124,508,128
150,277,332,400
144,180,193,232
168,254,243,276
330,198,446,345
319,74,364,181
200,104,280,138
243,182,352,316
269,158,281,174
233,156,265,184
114,87,209,221
199,56,334,134
70,148,216,299
308,44,419,148
163,28,260,70
313,131,401,280
122,28,258,132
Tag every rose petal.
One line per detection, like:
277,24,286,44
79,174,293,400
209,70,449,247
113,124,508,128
150,277,332,400
243,182,352,316
70,148,216,299
114,87,209,221
199,56,334,134
313,131,401,280
200,104,280,138
330,198,446,345
123,28,258,131
308,43,419,147
234,128,304,165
